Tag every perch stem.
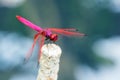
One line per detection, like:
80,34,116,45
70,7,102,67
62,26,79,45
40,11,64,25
37,43,62,80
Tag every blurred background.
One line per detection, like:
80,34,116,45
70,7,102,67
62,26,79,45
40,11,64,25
0,0,120,80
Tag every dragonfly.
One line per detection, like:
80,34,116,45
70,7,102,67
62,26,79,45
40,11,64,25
16,15,86,64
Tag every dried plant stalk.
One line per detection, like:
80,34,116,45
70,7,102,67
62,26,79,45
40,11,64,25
37,43,62,80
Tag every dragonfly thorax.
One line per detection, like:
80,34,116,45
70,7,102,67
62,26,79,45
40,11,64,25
40,31,58,42
49,34,58,42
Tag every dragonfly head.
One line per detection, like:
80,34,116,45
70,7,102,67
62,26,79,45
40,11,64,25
49,34,58,42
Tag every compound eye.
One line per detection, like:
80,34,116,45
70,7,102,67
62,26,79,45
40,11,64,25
50,34,58,42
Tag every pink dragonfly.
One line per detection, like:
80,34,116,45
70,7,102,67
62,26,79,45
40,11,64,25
16,15,85,63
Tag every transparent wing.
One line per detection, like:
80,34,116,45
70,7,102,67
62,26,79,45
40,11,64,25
47,28,86,36
47,28,78,31
38,36,45,64
24,33,40,63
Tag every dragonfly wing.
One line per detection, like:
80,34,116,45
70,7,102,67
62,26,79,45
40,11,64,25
47,28,78,32
48,28,85,36
16,15,42,32
38,36,45,64
24,33,40,63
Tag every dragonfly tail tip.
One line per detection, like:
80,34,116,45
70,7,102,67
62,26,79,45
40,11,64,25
16,15,21,19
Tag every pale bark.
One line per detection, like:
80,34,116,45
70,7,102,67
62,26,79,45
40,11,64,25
37,44,62,80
